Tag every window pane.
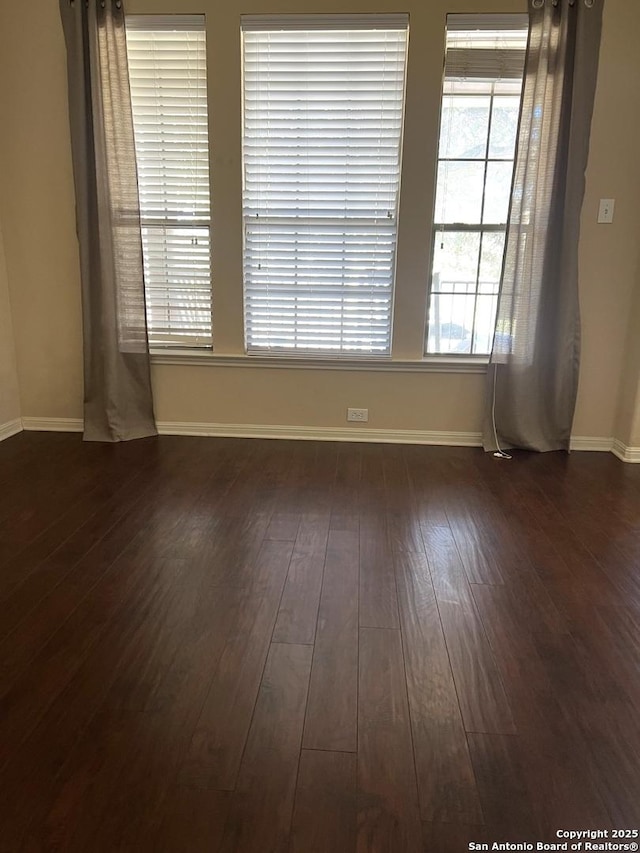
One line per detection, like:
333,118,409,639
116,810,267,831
489,96,521,159
427,293,476,354
439,96,490,159
432,230,481,293
472,294,499,354
479,231,506,292
434,161,485,224
483,161,513,224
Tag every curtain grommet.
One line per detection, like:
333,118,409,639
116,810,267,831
532,0,544,8
584,0,595,6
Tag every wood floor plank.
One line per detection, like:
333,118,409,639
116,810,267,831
359,515,399,629
0,437,89,549
290,750,357,853
54,587,243,852
421,524,516,735
297,443,338,517
0,438,152,565
357,626,422,852
0,447,152,609
395,549,482,824
403,445,454,529
330,444,360,533
179,540,294,790
445,494,507,586
329,443,360,499
422,822,490,853
273,512,330,645
504,460,623,604
471,582,612,832
0,545,181,770
265,511,301,542
381,446,424,556
0,438,250,692
534,629,640,827
467,733,541,839
0,441,198,651
20,709,149,853
35,563,252,850
566,602,640,710
303,529,359,752
195,511,272,589
104,581,241,714
157,788,231,853
420,522,475,610
220,642,312,853
0,556,188,851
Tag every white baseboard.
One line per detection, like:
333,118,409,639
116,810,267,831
19,417,640,460
612,438,640,463
157,420,484,446
0,418,23,441
21,416,482,446
569,436,613,452
22,417,83,433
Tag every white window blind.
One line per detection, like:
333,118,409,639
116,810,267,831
241,15,408,355
445,14,529,80
126,16,212,348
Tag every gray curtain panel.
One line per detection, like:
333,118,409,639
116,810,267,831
483,0,604,453
60,0,157,442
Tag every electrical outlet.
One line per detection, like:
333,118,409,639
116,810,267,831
347,408,369,423
597,198,615,224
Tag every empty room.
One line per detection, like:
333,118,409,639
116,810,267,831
0,0,639,850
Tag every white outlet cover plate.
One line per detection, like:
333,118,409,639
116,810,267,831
347,408,369,422
598,198,615,224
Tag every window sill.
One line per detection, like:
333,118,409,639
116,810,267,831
150,350,488,374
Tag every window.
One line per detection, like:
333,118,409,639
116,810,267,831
126,16,212,347
241,15,408,356
426,15,528,356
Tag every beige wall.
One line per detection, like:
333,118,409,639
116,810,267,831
572,0,640,443
0,0,639,441
0,0,84,420
0,220,21,428
615,259,640,448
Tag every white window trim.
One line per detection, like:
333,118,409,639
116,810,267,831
149,349,488,373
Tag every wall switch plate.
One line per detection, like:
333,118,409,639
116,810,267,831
598,198,615,224
347,407,369,422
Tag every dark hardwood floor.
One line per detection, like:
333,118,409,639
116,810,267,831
0,432,639,851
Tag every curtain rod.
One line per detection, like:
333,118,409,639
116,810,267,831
69,0,123,7
532,0,595,6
